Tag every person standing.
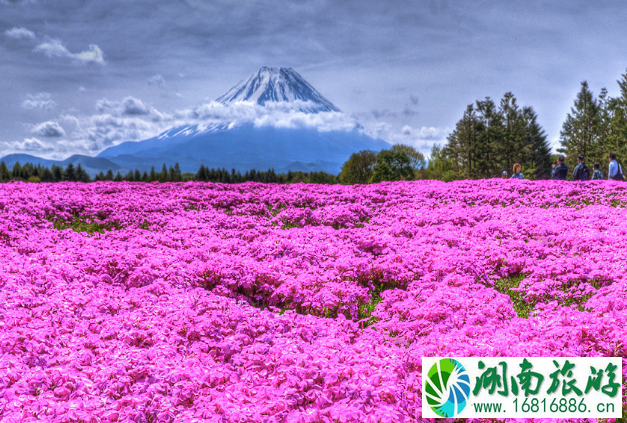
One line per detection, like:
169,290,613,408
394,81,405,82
608,153,624,181
511,163,524,179
552,155,569,180
591,163,604,180
572,155,590,181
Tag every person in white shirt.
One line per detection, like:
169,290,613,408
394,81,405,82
608,153,623,181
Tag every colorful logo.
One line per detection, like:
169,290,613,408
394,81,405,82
425,358,471,417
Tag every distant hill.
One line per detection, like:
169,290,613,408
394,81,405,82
0,154,121,176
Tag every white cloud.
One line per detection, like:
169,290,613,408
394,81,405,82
122,97,151,115
96,97,166,119
185,100,360,132
21,93,57,110
33,38,70,58
362,122,450,153
4,27,35,40
31,121,66,137
33,38,105,65
73,44,105,64
148,74,166,88
0,138,54,154
7,96,443,159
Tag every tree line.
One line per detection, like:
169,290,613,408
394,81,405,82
0,162,184,183
0,161,340,184
557,70,627,173
423,68,627,181
423,92,552,181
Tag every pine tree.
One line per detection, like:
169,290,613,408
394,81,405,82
64,163,77,181
0,162,11,181
160,164,169,182
41,168,54,182
105,169,114,181
445,104,482,178
76,164,91,182
52,165,63,182
12,162,22,179
604,70,627,161
476,97,504,178
196,165,208,181
558,81,604,171
173,163,182,182
521,107,552,179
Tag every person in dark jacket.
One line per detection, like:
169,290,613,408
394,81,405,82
572,155,590,181
552,155,569,180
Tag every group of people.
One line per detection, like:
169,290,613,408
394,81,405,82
552,153,624,181
500,153,624,181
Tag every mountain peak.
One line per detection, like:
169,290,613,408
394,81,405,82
216,67,341,113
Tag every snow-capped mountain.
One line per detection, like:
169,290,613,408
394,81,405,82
3,67,390,175
216,67,341,113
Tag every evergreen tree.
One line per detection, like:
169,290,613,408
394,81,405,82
114,171,123,182
444,104,482,178
134,169,142,181
476,97,505,177
105,169,114,181
160,164,169,182
12,162,22,179
0,162,11,181
196,165,207,181
148,166,157,182
604,70,627,160
64,163,77,181
76,164,91,182
173,163,182,182
558,81,604,171
52,165,63,182
498,93,526,174
41,167,54,182
521,107,552,179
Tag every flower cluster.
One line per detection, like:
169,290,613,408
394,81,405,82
0,179,626,422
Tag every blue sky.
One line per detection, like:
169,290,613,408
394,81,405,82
1,0,627,158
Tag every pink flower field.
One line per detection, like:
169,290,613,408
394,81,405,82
1,179,626,422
